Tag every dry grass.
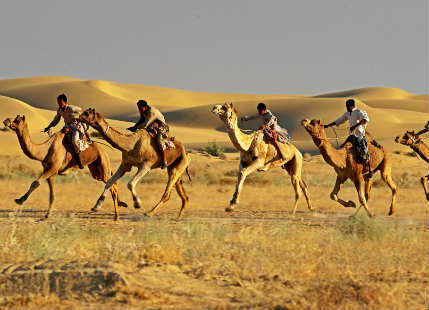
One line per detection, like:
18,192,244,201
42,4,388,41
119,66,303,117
0,152,427,309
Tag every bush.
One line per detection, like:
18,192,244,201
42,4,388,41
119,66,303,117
204,141,224,157
336,215,388,240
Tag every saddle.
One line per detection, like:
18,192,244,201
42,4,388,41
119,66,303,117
263,128,289,144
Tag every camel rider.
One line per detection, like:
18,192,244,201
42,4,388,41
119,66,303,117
324,98,373,177
43,94,88,169
127,100,170,169
241,102,290,159
415,121,429,137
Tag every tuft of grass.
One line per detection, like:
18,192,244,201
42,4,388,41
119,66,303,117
336,215,388,241
204,141,224,157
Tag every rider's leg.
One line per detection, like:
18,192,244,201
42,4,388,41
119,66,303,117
72,129,84,169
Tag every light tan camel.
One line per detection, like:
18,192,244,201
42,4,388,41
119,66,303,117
395,131,429,200
301,119,398,216
211,103,312,214
3,115,126,220
79,108,191,220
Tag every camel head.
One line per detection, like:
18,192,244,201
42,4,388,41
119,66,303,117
395,131,419,146
3,115,26,133
301,118,328,141
79,108,104,129
211,102,238,128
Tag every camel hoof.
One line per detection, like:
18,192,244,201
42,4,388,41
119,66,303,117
14,198,24,205
118,201,128,208
225,206,234,212
144,212,153,218
388,210,394,216
90,207,99,213
134,203,141,209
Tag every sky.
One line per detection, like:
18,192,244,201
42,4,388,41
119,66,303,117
0,0,427,94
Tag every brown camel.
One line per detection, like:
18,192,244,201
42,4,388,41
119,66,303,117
395,131,429,200
79,108,191,220
211,103,312,214
301,119,398,217
3,115,126,220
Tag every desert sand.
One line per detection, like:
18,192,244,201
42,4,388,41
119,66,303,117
0,76,427,309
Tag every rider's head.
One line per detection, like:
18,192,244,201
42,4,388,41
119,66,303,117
137,100,149,113
257,102,267,115
57,94,67,109
346,99,355,112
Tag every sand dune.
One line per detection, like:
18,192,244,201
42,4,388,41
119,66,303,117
314,87,415,99
0,76,427,153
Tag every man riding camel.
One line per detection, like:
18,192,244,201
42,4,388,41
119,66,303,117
324,98,373,177
241,102,290,159
43,94,88,169
127,100,170,169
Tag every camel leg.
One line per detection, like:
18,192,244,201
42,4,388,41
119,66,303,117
364,177,374,202
127,165,151,209
44,177,55,219
380,163,398,216
330,176,357,208
175,178,189,220
299,180,313,211
15,165,58,206
283,158,313,213
92,165,127,212
227,160,263,212
352,178,373,217
109,184,120,221
290,174,303,216
420,175,429,201
146,158,188,218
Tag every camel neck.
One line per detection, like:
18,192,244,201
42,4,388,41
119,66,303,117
411,141,429,163
16,124,50,161
96,119,138,152
313,136,346,169
225,121,253,152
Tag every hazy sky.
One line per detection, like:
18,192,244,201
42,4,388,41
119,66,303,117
0,0,427,94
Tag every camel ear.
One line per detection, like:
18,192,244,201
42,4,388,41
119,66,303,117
315,120,321,124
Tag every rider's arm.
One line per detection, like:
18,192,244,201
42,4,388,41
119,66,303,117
350,110,369,131
45,111,61,131
241,114,259,121
324,113,347,128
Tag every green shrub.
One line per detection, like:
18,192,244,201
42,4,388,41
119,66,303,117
205,141,224,157
336,215,388,240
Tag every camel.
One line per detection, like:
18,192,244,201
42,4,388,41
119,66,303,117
3,115,126,220
395,131,429,200
211,103,312,214
301,119,398,217
79,108,191,220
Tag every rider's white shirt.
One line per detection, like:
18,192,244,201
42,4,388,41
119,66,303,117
334,108,370,140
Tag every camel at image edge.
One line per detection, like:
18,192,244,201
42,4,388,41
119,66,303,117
301,118,398,217
211,103,312,214
395,130,429,201
79,108,191,220
3,115,126,220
